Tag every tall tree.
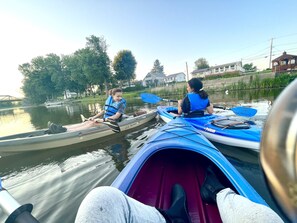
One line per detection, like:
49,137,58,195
85,35,112,95
19,55,60,103
62,54,87,95
151,59,164,73
194,58,210,70
243,63,257,72
112,50,137,87
45,53,65,93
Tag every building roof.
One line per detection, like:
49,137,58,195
143,71,166,80
191,68,210,74
165,72,185,78
272,51,297,62
211,61,242,69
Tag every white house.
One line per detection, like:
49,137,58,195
164,72,186,83
143,72,166,86
64,90,77,99
191,68,211,79
210,61,244,74
191,61,244,78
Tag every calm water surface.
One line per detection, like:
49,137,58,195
0,89,289,222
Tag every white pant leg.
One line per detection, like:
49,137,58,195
75,186,166,223
216,188,284,223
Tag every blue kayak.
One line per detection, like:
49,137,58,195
112,118,267,222
157,106,262,151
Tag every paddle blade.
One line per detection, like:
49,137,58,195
140,93,162,104
231,106,257,117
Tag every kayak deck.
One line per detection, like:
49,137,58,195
127,149,235,223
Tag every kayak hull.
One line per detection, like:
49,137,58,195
157,106,261,151
112,118,267,222
0,111,156,153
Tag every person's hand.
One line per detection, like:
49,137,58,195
88,116,95,121
178,100,182,107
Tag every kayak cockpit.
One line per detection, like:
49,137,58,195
127,149,237,223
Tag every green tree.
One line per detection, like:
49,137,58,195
194,58,209,70
151,59,164,73
85,35,112,95
112,50,137,87
243,63,257,72
19,55,60,104
62,54,87,95
45,53,65,93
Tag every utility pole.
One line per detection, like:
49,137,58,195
186,62,189,81
269,38,273,69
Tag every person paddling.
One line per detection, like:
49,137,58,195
88,88,126,123
177,78,214,117
48,88,126,134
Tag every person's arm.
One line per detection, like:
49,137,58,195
177,100,183,115
107,112,122,120
107,103,125,120
89,110,104,120
178,96,190,115
206,103,214,114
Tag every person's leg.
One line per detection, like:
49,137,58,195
66,121,98,132
75,186,166,223
200,167,283,223
216,188,284,223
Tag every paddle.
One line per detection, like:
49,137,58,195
140,93,178,104
80,114,121,133
140,93,257,117
213,105,257,117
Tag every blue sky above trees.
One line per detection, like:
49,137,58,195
1,0,297,97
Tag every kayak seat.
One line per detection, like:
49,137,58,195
127,149,237,223
211,119,250,129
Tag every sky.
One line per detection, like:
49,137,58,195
1,0,297,98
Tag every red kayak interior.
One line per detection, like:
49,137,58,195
127,149,237,223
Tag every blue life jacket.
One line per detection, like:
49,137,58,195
104,96,126,119
187,92,209,112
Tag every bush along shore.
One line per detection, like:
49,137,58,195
148,72,297,97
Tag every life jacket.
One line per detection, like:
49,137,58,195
104,96,126,119
187,92,209,113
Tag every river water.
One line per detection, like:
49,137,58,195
0,89,289,222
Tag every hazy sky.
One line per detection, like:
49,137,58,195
1,0,297,97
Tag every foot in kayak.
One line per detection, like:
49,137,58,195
200,166,225,204
48,123,67,134
158,184,191,223
80,114,87,122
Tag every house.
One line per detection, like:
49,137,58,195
210,61,244,75
272,51,297,73
191,68,211,79
191,61,244,78
143,72,166,86
164,72,186,83
64,90,77,99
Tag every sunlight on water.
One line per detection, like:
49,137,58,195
0,108,36,137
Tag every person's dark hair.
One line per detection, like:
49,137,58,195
188,78,208,99
109,88,123,95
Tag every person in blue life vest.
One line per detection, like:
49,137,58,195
47,88,126,133
177,78,214,117
88,88,126,123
